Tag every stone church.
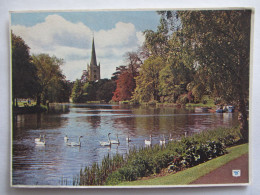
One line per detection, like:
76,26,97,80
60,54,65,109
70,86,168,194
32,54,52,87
87,38,100,81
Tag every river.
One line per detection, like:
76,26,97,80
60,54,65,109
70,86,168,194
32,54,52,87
12,103,238,186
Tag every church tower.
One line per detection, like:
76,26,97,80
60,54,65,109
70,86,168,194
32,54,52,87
87,37,100,81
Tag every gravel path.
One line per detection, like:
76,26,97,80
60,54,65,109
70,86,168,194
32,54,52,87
191,153,249,185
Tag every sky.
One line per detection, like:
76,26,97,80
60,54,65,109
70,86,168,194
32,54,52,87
10,11,161,81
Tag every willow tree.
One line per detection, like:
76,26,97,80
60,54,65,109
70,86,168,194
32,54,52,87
160,10,251,141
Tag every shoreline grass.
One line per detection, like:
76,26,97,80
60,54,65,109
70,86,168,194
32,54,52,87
72,126,242,186
117,143,248,186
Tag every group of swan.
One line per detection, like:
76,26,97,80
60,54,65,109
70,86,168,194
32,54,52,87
146,132,187,147
35,131,187,148
100,133,122,146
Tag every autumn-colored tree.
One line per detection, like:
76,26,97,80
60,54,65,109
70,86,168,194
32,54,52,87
112,71,135,102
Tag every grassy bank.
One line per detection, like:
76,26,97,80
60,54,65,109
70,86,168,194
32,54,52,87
117,143,248,186
72,126,242,186
186,96,216,108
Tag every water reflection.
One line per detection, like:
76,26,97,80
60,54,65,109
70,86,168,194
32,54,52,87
12,104,239,186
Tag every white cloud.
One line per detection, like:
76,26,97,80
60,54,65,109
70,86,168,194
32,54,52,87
11,14,145,81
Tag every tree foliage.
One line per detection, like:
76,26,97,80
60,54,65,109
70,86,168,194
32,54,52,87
112,71,135,102
133,57,165,102
71,79,83,103
32,53,66,105
72,79,116,103
11,32,39,106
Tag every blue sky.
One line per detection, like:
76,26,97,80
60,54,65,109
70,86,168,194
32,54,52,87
11,11,161,81
11,11,160,31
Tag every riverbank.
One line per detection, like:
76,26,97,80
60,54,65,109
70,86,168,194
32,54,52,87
117,143,248,186
74,126,243,186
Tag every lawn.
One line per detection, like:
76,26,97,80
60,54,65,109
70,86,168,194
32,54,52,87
117,143,248,186
186,95,216,108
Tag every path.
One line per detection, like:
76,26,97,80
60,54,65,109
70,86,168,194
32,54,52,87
191,153,249,184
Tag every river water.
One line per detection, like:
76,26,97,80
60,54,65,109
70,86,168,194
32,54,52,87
12,104,238,186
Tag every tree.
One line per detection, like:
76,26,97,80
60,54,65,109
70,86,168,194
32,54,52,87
172,10,251,141
11,32,39,106
111,65,127,81
133,57,165,102
112,51,143,102
32,54,66,105
71,79,83,103
112,71,135,102
123,51,143,77
96,79,116,102
159,32,194,103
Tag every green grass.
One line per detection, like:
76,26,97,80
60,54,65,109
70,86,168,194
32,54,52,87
186,95,216,108
117,143,248,186
17,101,36,107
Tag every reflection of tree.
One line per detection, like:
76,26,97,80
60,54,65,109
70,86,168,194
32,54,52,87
13,112,68,132
112,116,136,135
86,115,101,129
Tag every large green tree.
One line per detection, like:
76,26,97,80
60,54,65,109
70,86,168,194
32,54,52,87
159,10,251,141
32,54,66,105
11,32,39,106
71,79,83,103
133,57,165,102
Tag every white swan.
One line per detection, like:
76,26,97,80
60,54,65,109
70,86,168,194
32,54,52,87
126,135,131,142
67,136,83,147
169,133,174,141
35,135,41,143
36,135,45,146
160,134,166,145
64,135,69,142
111,134,120,144
145,135,152,146
100,133,112,146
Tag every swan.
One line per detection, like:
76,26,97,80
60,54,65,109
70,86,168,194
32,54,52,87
145,135,152,146
100,133,112,146
67,136,83,147
126,135,131,142
111,133,120,144
36,135,45,146
169,133,174,141
35,135,41,143
176,131,187,142
64,135,69,142
160,134,166,145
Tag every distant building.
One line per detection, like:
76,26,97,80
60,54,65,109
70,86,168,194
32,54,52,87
87,37,100,81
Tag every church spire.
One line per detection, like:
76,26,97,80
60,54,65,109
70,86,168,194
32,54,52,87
87,36,101,81
90,37,97,67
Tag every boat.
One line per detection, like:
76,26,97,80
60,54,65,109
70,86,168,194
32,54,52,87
216,107,223,113
227,105,235,113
